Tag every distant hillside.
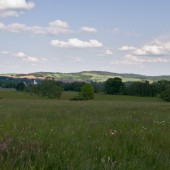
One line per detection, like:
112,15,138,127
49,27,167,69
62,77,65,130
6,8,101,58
1,71,170,82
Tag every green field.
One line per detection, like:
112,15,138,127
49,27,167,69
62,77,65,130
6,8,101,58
0,90,170,169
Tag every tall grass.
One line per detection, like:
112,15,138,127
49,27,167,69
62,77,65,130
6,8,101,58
0,90,169,169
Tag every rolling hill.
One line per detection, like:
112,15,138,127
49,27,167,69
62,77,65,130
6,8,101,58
1,71,170,82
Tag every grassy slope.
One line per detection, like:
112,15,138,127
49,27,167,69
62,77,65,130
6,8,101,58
0,90,170,169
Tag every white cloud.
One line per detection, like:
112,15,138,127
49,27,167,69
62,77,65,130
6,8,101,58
111,39,170,65
125,40,170,57
51,38,103,48
49,20,68,28
111,55,169,65
119,45,136,51
47,20,70,35
0,0,35,17
105,50,113,55
81,26,97,33
0,10,19,17
14,52,26,58
133,42,169,56
134,45,164,56
0,0,34,10
26,56,39,62
0,20,70,35
125,54,168,64
136,40,170,56
1,51,40,63
14,52,39,62
1,51,10,55
98,49,113,56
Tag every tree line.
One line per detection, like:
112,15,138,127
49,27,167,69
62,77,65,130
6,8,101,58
14,80,94,100
104,78,170,101
1,76,170,101
24,80,63,99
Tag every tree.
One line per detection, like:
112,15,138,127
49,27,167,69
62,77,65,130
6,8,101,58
124,80,157,97
161,84,170,102
80,83,94,99
39,80,63,99
91,82,105,93
15,82,25,92
72,83,94,100
154,80,169,95
105,77,124,94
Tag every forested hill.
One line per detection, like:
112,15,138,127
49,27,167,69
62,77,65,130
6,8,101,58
1,71,170,82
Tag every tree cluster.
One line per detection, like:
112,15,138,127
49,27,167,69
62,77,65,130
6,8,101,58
124,81,156,96
104,78,170,102
24,80,63,99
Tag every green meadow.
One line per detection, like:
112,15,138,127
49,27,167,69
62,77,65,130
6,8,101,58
0,89,170,169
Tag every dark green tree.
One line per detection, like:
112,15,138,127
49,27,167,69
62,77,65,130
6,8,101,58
105,77,124,94
15,82,25,91
125,81,157,97
40,80,63,98
161,84,170,102
154,80,169,95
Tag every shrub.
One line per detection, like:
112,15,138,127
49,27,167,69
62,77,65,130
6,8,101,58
72,83,94,100
80,83,94,100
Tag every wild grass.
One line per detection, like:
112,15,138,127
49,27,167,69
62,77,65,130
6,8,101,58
0,89,170,169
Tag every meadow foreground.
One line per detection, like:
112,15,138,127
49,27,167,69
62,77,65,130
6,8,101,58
0,90,170,169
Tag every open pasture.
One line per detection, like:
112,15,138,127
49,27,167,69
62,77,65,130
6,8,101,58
0,90,170,169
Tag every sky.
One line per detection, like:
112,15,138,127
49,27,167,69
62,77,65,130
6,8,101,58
0,0,170,75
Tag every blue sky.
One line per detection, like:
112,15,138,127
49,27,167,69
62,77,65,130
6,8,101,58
0,0,170,75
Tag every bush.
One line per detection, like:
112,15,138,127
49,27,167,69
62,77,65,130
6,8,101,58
81,83,94,100
72,83,94,100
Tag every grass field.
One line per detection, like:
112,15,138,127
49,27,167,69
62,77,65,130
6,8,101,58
0,89,170,169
